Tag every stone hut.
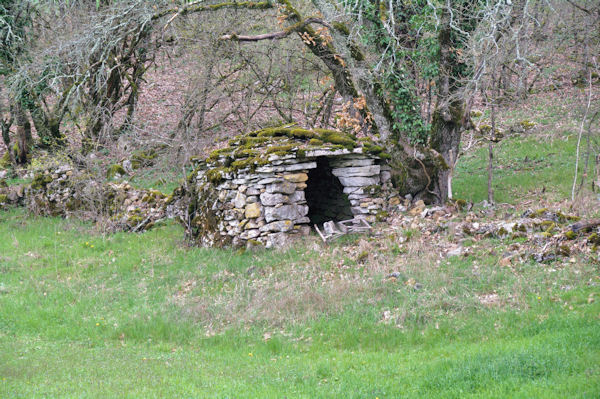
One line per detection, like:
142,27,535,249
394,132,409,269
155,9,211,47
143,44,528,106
186,126,396,248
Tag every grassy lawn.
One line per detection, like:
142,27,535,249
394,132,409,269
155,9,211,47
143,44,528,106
454,134,578,204
455,89,598,205
0,207,598,398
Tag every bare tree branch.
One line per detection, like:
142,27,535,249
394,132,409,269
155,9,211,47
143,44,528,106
220,18,330,42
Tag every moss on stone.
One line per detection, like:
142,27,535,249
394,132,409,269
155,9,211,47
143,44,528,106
31,173,53,189
0,194,7,203
455,199,467,209
557,244,571,257
376,210,389,222
231,156,270,171
266,144,295,155
480,124,492,133
186,167,203,184
131,149,158,169
246,239,264,248
541,220,556,232
233,148,259,158
207,147,235,162
164,194,175,205
201,126,389,182
587,233,600,245
364,141,391,159
206,168,228,184
496,227,509,237
364,184,383,195
65,198,81,211
0,152,11,168
106,164,127,180
127,214,144,226
556,212,580,222
142,190,165,203
349,43,365,61
356,250,369,263
519,120,537,130
289,128,316,139
565,230,577,240
314,129,356,148
230,158,255,170
257,127,293,137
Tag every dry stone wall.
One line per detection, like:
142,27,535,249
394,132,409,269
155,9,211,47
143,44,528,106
21,166,178,231
186,127,396,248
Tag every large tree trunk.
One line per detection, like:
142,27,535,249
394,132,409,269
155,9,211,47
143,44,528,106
430,105,462,202
1,102,32,166
14,102,31,164
1,115,15,166
429,9,465,202
29,104,64,149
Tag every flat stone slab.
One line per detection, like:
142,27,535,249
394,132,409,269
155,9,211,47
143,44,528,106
332,165,381,178
337,176,380,187
264,204,309,223
330,158,375,168
283,162,316,172
304,149,351,157
245,202,262,218
260,192,288,206
284,173,308,183
343,187,364,195
260,220,295,232
266,181,296,195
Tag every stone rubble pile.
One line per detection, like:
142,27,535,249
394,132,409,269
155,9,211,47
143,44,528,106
23,165,179,231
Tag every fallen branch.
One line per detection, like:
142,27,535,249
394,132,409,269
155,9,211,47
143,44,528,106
568,219,600,234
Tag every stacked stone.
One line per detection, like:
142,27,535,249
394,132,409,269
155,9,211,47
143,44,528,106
26,165,81,216
190,149,394,249
0,183,25,209
329,156,393,221
192,155,315,248
24,165,172,231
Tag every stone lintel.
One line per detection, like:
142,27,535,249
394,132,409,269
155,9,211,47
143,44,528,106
332,165,381,177
337,176,380,187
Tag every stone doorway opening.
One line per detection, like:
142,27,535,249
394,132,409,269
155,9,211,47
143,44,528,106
305,157,353,225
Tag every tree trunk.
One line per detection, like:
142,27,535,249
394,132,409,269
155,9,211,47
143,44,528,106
1,116,15,166
430,9,465,203
14,102,31,164
29,104,64,148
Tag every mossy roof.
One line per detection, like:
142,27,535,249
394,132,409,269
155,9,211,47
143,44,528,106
204,126,389,172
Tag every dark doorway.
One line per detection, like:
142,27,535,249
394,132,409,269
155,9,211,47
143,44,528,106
305,157,353,225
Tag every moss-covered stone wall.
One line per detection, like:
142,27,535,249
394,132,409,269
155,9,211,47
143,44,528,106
24,165,181,232
185,126,396,248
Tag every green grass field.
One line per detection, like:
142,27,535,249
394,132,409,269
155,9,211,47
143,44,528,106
0,205,598,397
1,91,600,397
